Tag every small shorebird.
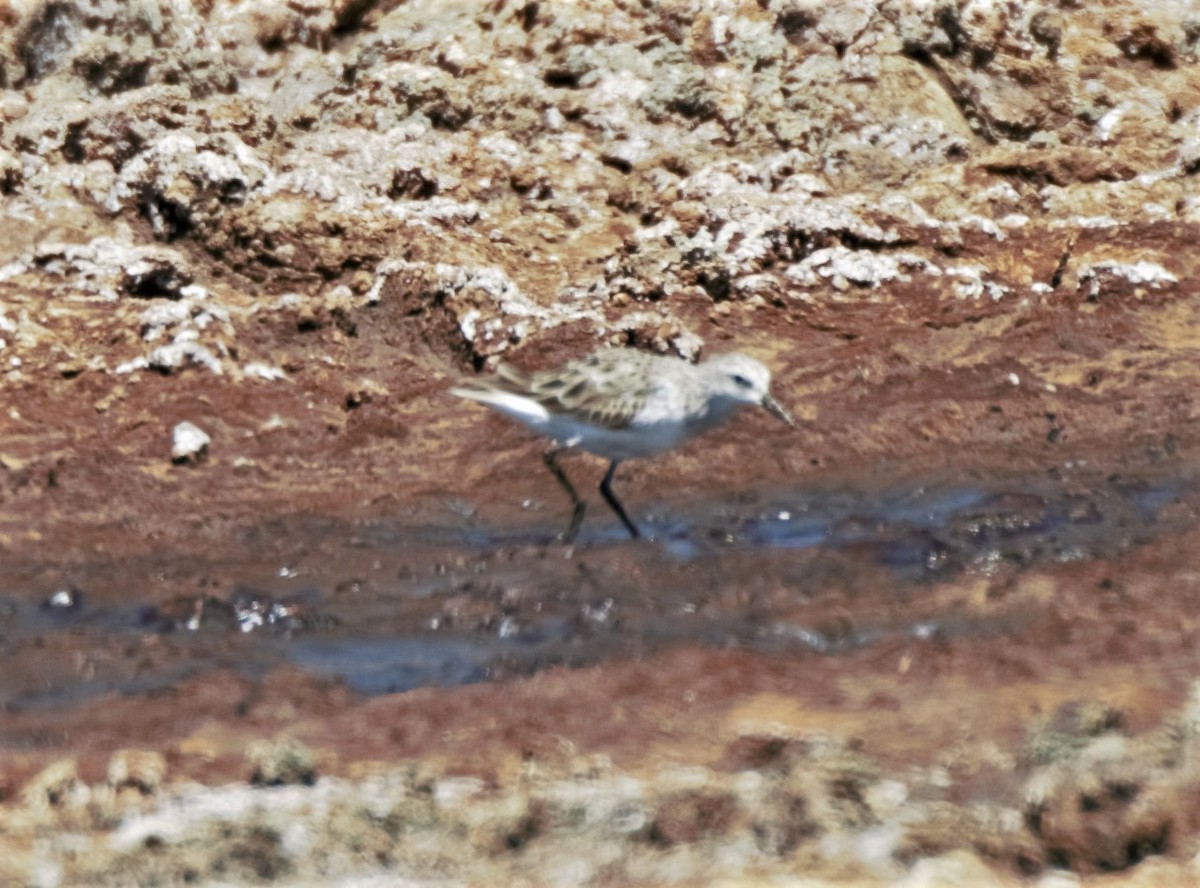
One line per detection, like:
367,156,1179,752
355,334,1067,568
451,347,794,541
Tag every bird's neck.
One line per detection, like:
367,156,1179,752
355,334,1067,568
688,396,740,432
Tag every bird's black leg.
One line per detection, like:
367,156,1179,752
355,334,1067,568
542,449,587,543
599,459,640,539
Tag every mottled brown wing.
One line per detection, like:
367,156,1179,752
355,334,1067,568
496,350,656,430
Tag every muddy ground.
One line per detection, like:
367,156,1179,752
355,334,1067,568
2,0,1200,884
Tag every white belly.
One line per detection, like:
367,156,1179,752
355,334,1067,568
545,414,690,460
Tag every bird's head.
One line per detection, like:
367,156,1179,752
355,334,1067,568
703,353,795,426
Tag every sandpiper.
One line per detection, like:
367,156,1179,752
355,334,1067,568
451,347,794,541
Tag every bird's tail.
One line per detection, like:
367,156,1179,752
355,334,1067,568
450,363,533,403
448,382,493,403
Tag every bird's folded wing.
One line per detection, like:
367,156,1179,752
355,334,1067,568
498,356,653,431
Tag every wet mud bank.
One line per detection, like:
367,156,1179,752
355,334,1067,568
4,460,1199,715
5,458,1200,885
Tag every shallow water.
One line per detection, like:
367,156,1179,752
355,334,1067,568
1,465,1195,712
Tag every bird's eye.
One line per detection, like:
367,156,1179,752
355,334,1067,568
731,374,753,389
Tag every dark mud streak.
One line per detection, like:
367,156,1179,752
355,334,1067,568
1,465,1196,710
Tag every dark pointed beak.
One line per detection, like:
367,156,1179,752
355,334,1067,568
761,393,795,427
